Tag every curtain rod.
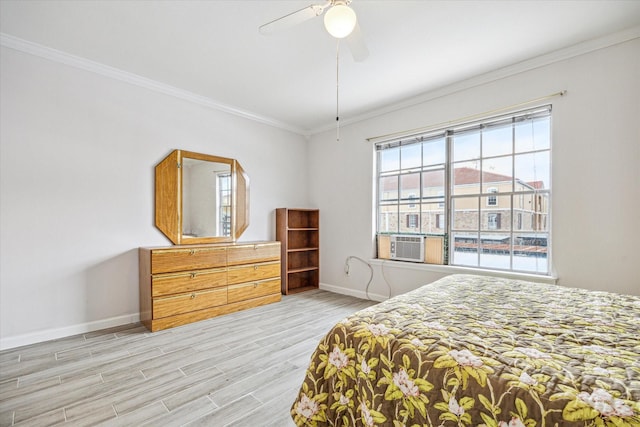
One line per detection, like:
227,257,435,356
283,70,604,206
366,90,567,144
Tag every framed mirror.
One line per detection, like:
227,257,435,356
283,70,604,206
155,150,249,244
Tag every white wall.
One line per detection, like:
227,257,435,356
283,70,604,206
0,46,309,349
309,38,640,299
2,37,638,350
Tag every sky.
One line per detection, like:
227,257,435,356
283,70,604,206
380,116,551,189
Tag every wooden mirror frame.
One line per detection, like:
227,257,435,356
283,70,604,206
155,149,249,245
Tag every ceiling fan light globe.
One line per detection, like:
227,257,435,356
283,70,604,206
324,4,357,39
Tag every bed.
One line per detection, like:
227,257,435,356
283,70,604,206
290,274,640,426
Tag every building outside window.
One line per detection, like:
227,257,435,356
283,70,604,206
376,105,551,275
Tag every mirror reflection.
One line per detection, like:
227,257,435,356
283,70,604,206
182,158,231,238
155,149,249,245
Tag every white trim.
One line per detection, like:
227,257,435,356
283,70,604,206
0,33,309,137
0,313,140,351
320,263,557,305
319,282,388,302
369,258,558,285
311,26,640,135
3,26,638,138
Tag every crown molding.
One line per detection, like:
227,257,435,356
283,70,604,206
3,25,638,139
309,25,640,136
0,32,309,137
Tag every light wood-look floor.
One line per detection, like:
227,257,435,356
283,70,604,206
0,290,376,426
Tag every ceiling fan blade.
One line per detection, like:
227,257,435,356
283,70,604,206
259,2,330,35
346,23,369,62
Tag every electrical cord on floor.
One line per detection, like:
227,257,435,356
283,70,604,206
345,256,391,301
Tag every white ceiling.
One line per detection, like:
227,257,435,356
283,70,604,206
1,1,639,135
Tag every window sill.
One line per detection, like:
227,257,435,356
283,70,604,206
368,259,558,285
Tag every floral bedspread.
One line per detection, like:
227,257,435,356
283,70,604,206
291,274,640,426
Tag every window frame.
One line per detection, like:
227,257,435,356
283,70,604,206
375,105,552,276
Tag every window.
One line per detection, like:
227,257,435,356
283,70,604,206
376,105,551,275
487,213,500,229
487,187,498,206
408,193,417,208
218,172,231,236
407,214,419,228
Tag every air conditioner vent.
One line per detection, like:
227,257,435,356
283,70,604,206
390,235,425,262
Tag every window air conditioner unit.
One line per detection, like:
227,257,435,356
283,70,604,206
390,235,425,262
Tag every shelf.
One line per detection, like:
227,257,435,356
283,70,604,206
286,269,319,292
288,245,318,251
288,266,319,274
287,229,319,251
276,208,320,295
288,250,318,271
286,285,318,295
286,209,319,229
288,247,318,252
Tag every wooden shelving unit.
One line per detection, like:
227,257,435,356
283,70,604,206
276,208,319,295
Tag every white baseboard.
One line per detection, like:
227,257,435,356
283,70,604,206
0,313,140,351
1,285,387,350
319,282,388,303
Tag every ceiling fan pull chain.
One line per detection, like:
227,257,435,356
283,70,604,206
336,39,340,142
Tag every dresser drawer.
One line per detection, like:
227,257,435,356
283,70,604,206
227,243,280,266
228,279,281,303
151,268,227,297
227,261,280,285
151,247,227,274
153,288,227,319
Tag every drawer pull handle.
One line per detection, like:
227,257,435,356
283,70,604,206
189,249,196,255
190,293,196,299
254,283,258,288
254,265,258,270
190,273,197,279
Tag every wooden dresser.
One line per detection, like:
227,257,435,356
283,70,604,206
139,241,281,332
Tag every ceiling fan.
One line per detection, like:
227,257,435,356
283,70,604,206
259,0,369,62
